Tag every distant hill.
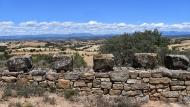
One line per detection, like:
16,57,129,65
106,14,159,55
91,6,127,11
0,33,115,41
1,31,190,41
162,31,190,38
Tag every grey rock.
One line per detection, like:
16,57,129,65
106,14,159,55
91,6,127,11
30,69,47,76
64,72,80,80
164,54,189,70
133,53,158,69
93,54,114,72
110,72,128,82
161,91,179,98
101,82,112,89
52,56,73,72
7,55,33,72
179,96,190,104
93,79,101,88
45,72,59,81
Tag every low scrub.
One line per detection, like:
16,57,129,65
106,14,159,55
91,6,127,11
3,83,46,98
83,95,140,107
8,102,34,107
63,89,79,100
43,94,56,105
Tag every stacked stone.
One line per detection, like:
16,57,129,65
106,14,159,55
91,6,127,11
1,68,190,103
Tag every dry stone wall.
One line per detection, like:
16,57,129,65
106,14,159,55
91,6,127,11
1,67,190,103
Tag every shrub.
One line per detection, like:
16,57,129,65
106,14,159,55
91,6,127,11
73,53,87,68
83,95,140,107
3,86,12,97
8,102,22,107
117,97,140,107
100,29,171,66
3,83,45,98
63,89,79,100
43,95,56,105
32,55,53,68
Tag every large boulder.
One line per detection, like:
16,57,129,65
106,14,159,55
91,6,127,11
52,56,73,72
164,54,189,70
133,53,158,69
93,54,114,72
7,55,33,72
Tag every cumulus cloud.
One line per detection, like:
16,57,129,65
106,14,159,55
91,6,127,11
0,21,190,36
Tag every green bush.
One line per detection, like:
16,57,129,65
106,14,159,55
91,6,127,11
73,53,87,68
63,89,79,100
32,55,52,68
3,86,12,97
100,29,171,66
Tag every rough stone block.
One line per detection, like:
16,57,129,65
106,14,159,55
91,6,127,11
139,72,151,78
171,86,186,90
33,76,43,82
93,79,101,88
161,91,179,98
186,86,190,91
45,73,59,81
80,72,94,80
124,84,131,91
74,80,86,87
109,89,121,95
185,81,190,85
112,84,123,90
133,53,158,69
92,88,103,95
110,72,128,82
155,84,164,89
64,72,80,80
164,54,189,70
142,78,149,83
95,73,109,78
170,80,184,86
1,76,17,83
149,77,170,84
87,83,92,88
151,71,162,78
101,82,112,89
149,84,156,89
130,83,149,90
100,78,110,82
129,71,138,79
127,79,141,84
57,79,70,89
93,54,114,72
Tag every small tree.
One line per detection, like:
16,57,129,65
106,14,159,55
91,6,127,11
73,53,86,68
100,29,171,66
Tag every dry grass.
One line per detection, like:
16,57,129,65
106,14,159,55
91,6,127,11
141,101,189,107
168,39,190,51
0,93,83,107
0,89,189,107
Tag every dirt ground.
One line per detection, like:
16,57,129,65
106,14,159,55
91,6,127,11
0,90,188,107
0,96,188,107
0,94,83,107
141,101,189,107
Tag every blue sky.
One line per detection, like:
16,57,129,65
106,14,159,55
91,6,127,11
0,0,190,35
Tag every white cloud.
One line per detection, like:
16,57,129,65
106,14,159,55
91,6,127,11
0,21,190,36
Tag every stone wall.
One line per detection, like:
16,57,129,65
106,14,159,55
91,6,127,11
1,67,190,102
